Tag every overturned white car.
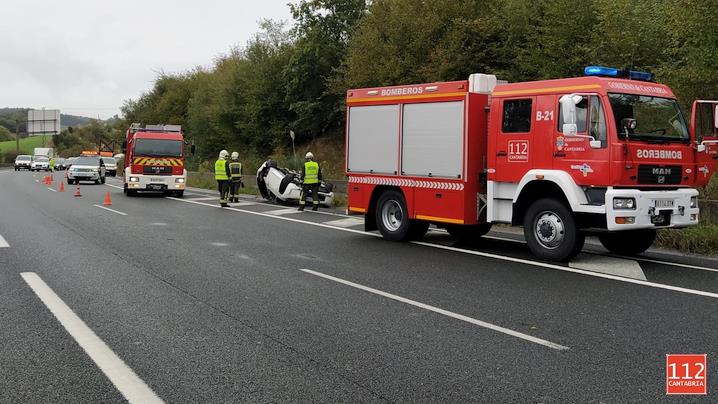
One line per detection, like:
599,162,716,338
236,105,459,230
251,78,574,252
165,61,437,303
256,160,335,207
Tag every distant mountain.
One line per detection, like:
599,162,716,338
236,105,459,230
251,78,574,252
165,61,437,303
0,108,94,133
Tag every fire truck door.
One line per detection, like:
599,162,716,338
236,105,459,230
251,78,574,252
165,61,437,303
553,94,609,184
493,97,535,183
692,100,718,186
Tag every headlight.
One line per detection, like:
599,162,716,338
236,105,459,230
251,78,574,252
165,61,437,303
690,196,697,208
175,178,185,183
129,176,139,182
613,197,636,210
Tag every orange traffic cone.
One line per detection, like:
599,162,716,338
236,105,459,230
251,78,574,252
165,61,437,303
59,182,65,192
103,192,112,206
43,176,48,185
74,186,81,197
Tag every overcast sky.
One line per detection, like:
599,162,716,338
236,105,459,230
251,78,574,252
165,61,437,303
0,0,293,119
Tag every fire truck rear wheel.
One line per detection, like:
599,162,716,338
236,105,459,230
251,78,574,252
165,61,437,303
524,198,584,262
597,229,655,256
376,190,414,241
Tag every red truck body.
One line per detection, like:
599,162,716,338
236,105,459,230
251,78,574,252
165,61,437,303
345,69,718,261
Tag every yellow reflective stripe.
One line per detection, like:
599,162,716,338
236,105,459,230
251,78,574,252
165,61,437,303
492,84,601,97
415,214,464,224
347,91,466,104
348,207,366,213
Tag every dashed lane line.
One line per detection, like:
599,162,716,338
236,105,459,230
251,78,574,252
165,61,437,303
300,268,569,351
167,196,718,300
47,187,57,192
93,204,128,216
20,272,164,404
0,234,9,248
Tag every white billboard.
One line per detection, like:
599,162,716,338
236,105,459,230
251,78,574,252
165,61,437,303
27,109,61,136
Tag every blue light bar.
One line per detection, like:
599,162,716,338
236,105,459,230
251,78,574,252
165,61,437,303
584,66,654,82
628,70,654,82
584,66,623,77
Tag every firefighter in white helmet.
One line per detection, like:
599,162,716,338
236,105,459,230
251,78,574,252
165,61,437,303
298,151,322,211
215,150,231,207
228,152,243,203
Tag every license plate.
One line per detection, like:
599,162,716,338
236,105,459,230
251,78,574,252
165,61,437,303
653,199,674,208
148,184,164,190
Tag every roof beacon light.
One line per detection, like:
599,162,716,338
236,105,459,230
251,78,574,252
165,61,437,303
584,66,654,82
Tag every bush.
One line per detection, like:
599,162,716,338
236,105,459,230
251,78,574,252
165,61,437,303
655,225,718,255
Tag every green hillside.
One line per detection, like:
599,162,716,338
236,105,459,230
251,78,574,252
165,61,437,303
0,135,51,156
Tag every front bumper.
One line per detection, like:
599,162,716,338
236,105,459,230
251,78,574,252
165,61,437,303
32,164,49,170
605,188,699,231
126,174,186,191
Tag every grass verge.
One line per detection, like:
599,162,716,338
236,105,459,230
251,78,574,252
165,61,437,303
655,224,718,255
186,172,260,197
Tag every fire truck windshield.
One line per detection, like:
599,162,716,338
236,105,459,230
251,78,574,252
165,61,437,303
134,139,182,157
608,93,689,143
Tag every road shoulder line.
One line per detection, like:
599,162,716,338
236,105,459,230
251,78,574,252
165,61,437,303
93,204,128,216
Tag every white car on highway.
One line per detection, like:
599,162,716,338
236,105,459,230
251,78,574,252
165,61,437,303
67,156,106,184
30,156,50,171
101,157,118,176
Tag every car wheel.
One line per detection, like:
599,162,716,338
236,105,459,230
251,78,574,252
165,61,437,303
598,230,655,256
524,198,584,262
375,190,414,241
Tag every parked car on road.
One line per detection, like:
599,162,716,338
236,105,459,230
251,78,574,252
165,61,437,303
14,155,32,170
65,157,77,169
67,156,106,184
31,156,50,171
101,157,118,176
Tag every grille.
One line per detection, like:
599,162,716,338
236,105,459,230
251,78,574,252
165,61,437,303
637,165,681,185
143,166,173,174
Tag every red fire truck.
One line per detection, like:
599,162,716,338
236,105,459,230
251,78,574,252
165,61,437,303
122,123,189,197
345,66,718,261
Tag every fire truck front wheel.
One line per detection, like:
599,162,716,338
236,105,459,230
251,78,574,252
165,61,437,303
376,190,426,241
524,198,585,262
597,229,655,256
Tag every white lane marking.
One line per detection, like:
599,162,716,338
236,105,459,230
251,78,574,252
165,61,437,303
35,179,39,183
0,234,9,248
105,183,123,190
149,222,167,226
20,273,163,404
323,217,364,228
47,187,57,192
187,197,218,201
167,197,718,300
569,254,646,281
210,242,229,247
411,241,718,300
263,208,301,216
227,201,257,207
93,204,128,216
300,268,569,351
482,233,718,274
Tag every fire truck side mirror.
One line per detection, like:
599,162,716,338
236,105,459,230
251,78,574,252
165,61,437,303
122,140,127,152
190,144,196,154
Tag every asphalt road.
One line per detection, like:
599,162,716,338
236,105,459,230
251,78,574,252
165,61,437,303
1,168,717,403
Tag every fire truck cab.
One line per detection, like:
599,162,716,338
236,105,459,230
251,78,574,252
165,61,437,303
345,67,718,261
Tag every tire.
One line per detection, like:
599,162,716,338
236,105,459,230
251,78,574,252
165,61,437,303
598,229,655,256
375,190,413,241
523,198,584,262
446,223,493,242
174,190,184,198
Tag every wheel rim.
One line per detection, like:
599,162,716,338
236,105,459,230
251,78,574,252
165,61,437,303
381,199,404,232
534,210,565,250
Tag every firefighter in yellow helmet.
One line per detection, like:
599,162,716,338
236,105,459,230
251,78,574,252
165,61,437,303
228,152,243,203
298,151,322,211
215,150,231,207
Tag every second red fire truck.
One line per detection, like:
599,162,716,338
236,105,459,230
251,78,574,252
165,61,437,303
345,67,718,261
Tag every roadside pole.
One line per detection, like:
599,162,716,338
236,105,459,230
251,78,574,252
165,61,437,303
15,118,20,154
